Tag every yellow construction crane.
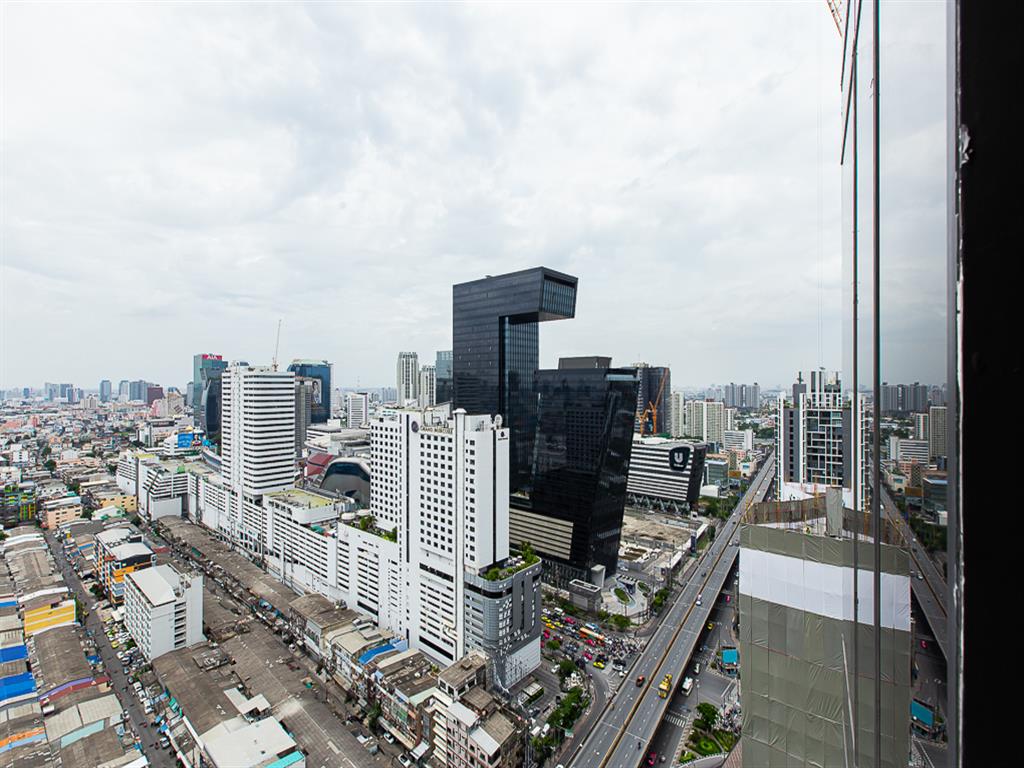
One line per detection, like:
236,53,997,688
639,366,670,436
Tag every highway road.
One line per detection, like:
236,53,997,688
879,486,949,661
569,453,775,768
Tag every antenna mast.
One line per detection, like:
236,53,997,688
272,319,282,371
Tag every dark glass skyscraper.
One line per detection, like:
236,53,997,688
453,267,577,490
287,359,331,423
510,363,640,585
434,350,453,404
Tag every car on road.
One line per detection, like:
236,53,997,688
647,751,657,765
693,663,700,675
636,675,646,687
593,660,605,669
382,732,395,744
696,594,702,607
398,755,412,767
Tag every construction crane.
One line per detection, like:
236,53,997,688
639,366,671,436
272,319,282,371
825,0,843,37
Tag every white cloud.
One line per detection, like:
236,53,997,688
1,2,945,390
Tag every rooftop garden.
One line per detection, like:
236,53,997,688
482,541,540,581
344,513,398,543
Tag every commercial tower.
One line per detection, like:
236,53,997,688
99,379,112,403
286,359,332,423
453,267,577,490
453,269,638,586
396,352,419,405
509,360,639,586
346,392,369,428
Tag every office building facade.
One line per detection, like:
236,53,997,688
453,267,577,491
99,379,112,402
346,392,369,428
508,362,639,586
435,350,454,404
221,365,296,498
396,352,419,406
295,377,314,457
626,437,707,510
287,359,332,423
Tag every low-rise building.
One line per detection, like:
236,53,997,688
124,563,205,660
39,495,83,529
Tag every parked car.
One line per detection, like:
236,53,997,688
398,755,412,767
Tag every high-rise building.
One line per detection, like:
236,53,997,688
507,360,639,586
929,405,947,460
776,370,866,509
453,267,577,491
118,379,131,399
626,437,707,510
683,399,726,445
724,382,761,410
336,407,541,687
192,354,227,417
435,350,453,404
914,412,930,441
418,364,436,408
295,377,314,457
396,352,419,405
129,379,148,402
669,392,684,437
287,359,332,423
739,493,911,768
633,363,671,435
346,392,369,428
221,364,296,498
99,379,112,402
380,386,398,404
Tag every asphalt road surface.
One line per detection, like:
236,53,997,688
45,530,176,768
569,454,775,768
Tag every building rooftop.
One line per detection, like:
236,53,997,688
126,563,192,606
265,488,336,509
108,541,153,562
204,716,298,768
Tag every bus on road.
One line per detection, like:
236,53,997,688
579,627,605,645
680,676,694,696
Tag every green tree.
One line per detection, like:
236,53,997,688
546,639,561,651
708,525,716,542
557,659,576,680
696,702,720,731
44,459,56,473
611,614,631,631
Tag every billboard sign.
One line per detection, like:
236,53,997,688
176,432,203,449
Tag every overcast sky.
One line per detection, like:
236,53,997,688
1,2,946,392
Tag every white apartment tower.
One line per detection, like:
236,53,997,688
419,364,437,408
346,392,369,428
669,392,684,438
396,352,420,406
221,364,296,496
684,399,726,445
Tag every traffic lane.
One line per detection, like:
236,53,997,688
47,534,173,765
577,459,774,767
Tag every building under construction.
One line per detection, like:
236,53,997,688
739,491,911,768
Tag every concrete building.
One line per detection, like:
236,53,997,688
39,495,83,529
123,563,205,660
397,352,420,406
337,407,541,688
722,429,754,452
633,363,671,435
684,399,726,445
99,379,112,402
669,392,684,438
346,392,369,428
896,438,930,464
419,364,437,408
95,527,155,604
914,412,929,441
739,494,911,768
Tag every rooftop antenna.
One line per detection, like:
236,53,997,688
272,319,282,371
